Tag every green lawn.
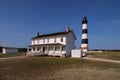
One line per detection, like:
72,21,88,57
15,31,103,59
0,52,25,58
86,51,120,60
0,57,120,80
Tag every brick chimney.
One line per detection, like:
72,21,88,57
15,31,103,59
66,27,70,32
36,32,39,37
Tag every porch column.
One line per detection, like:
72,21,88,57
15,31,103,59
41,46,43,52
47,46,49,51
54,46,56,51
32,47,34,52
60,46,66,58
53,46,56,56
35,47,37,52
60,46,62,57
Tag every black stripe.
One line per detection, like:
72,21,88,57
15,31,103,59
82,29,88,34
82,16,88,24
82,21,88,24
82,39,88,44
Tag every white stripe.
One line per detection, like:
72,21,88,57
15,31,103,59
81,44,88,48
82,34,88,39
82,24,87,29
82,49,88,52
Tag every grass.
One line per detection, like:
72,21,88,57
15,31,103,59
0,52,25,58
0,57,120,80
86,51,120,60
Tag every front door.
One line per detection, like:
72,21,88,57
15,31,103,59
43,47,45,53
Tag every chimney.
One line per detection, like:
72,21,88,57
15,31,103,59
66,27,70,32
36,32,39,37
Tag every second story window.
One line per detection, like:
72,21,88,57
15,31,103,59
43,39,45,43
37,40,39,44
61,37,63,42
47,39,49,43
54,38,56,42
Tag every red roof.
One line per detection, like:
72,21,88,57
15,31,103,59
32,30,76,39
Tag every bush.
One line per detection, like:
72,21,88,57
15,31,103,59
18,48,27,52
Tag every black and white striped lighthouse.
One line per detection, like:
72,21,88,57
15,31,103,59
81,16,88,52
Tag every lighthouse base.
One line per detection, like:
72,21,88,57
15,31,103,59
82,49,88,52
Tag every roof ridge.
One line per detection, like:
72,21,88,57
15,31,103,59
32,30,72,39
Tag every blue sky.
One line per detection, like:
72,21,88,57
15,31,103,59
0,0,120,49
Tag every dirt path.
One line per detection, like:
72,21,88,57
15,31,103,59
0,56,120,64
83,57,120,64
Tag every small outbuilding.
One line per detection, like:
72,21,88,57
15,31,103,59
2,47,18,54
71,49,84,58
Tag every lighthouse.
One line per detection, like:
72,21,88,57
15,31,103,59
81,16,88,52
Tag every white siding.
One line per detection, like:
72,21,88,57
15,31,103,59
31,36,66,45
81,44,88,47
32,40,34,45
39,39,43,44
66,32,75,57
35,40,38,45
56,37,66,45
71,49,83,58
49,38,54,43
82,34,88,39
82,24,87,29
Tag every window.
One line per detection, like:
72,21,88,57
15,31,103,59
35,40,38,44
56,46,60,51
29,48,31,51
55,47,56,51
61,37,63,42
33,47,35,51
37,40,39,44
43,39,45,43
37,47,39,51
61,46,63,51
32,40,35,45
47,39,49,43
50,46,54,51
54,38,56,42
48,47,50,51
61,46,65,51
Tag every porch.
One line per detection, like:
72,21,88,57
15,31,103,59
27,43,66,57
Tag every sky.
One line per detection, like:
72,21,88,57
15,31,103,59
0,0,120,49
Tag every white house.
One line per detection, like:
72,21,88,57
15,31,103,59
2,47,18,54
27,27,76,57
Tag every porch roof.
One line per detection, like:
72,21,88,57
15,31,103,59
28,43,65,47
